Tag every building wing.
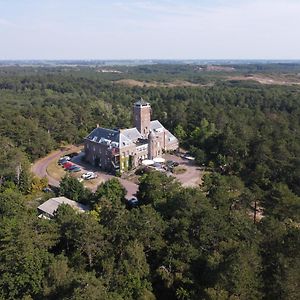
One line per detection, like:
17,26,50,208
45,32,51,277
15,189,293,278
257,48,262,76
165,129,178,142
121,127,142,142
119,132,135,148
150,120,164,132
86,127,119,143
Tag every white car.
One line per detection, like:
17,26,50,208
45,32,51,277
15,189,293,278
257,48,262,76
81,172,97,180
59,156,71,163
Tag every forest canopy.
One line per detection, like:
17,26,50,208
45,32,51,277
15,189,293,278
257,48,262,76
0,65,299,299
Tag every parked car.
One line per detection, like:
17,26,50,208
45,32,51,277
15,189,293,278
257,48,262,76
82,172,97,180
127,197,139,208
166,160,179,167
67,152,79,158
166,160,179,172
58,158,68,165
43,187,53,193
63,162,74,169
181,153,195,161
58,156,71,164
58,158,67,165
184,156,195,161
68,165,81,172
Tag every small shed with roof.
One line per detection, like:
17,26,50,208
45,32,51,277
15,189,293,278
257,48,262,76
37,196,89,219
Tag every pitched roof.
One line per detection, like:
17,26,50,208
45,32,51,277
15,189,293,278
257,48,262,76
150,120,164,131
121,127,142,142
86,127,134,148
134,97,149,106
86,127,119,143
37,197,89,217
165,129,177,142
150,121,178,142
119,133,134,148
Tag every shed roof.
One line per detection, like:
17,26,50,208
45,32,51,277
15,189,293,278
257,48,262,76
37,197,89,217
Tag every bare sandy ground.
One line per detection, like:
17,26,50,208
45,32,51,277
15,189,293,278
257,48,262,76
227,74,300,85
114,75,300,88
114,79,210,88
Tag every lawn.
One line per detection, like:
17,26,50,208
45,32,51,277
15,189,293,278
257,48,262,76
46,160,67,182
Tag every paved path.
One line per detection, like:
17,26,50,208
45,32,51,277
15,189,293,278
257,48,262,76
31,149,65,187
164,154,204,187
31,149,202,200
72,154,138,198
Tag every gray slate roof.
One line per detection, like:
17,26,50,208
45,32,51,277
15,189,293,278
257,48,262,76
38,197,89,217
86,127,119,143
150,120,164,131
86,120,177,148
121,127,142,142
165,129,177,142
86,127,134,148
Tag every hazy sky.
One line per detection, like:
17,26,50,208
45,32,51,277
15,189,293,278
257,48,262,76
0,0,299,60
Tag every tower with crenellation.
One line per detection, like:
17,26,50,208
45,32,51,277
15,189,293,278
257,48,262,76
133,98,151,138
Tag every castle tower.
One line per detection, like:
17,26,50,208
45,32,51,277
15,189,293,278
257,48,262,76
148,130,163,159
148,130,155,160
134,98,151,138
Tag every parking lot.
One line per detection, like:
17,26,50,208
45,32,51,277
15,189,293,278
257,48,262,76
163,153,204,187
32,147,204,200
62,152,139,198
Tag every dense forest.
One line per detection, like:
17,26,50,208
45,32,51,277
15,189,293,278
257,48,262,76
0,65,299,299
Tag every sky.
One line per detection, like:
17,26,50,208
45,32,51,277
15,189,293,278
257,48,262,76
0,0,299,60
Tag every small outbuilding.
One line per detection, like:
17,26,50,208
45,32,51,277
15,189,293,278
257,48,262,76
37,196,89,219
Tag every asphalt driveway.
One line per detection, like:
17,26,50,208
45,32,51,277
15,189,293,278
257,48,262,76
31,147,138,199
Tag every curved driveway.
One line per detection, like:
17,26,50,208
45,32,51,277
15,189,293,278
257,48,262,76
31,149,65,187
31,147,138,198
31,149,202,199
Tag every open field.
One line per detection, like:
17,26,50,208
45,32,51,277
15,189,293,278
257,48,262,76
114,74,300,88
226,74,300,85
114,79,211,88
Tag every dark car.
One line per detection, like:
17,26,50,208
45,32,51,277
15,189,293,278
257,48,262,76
166,160,179,169
58,158,68,165
127,197,139,208
67,152,79,158
68,165,81,172
43,187,53,193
